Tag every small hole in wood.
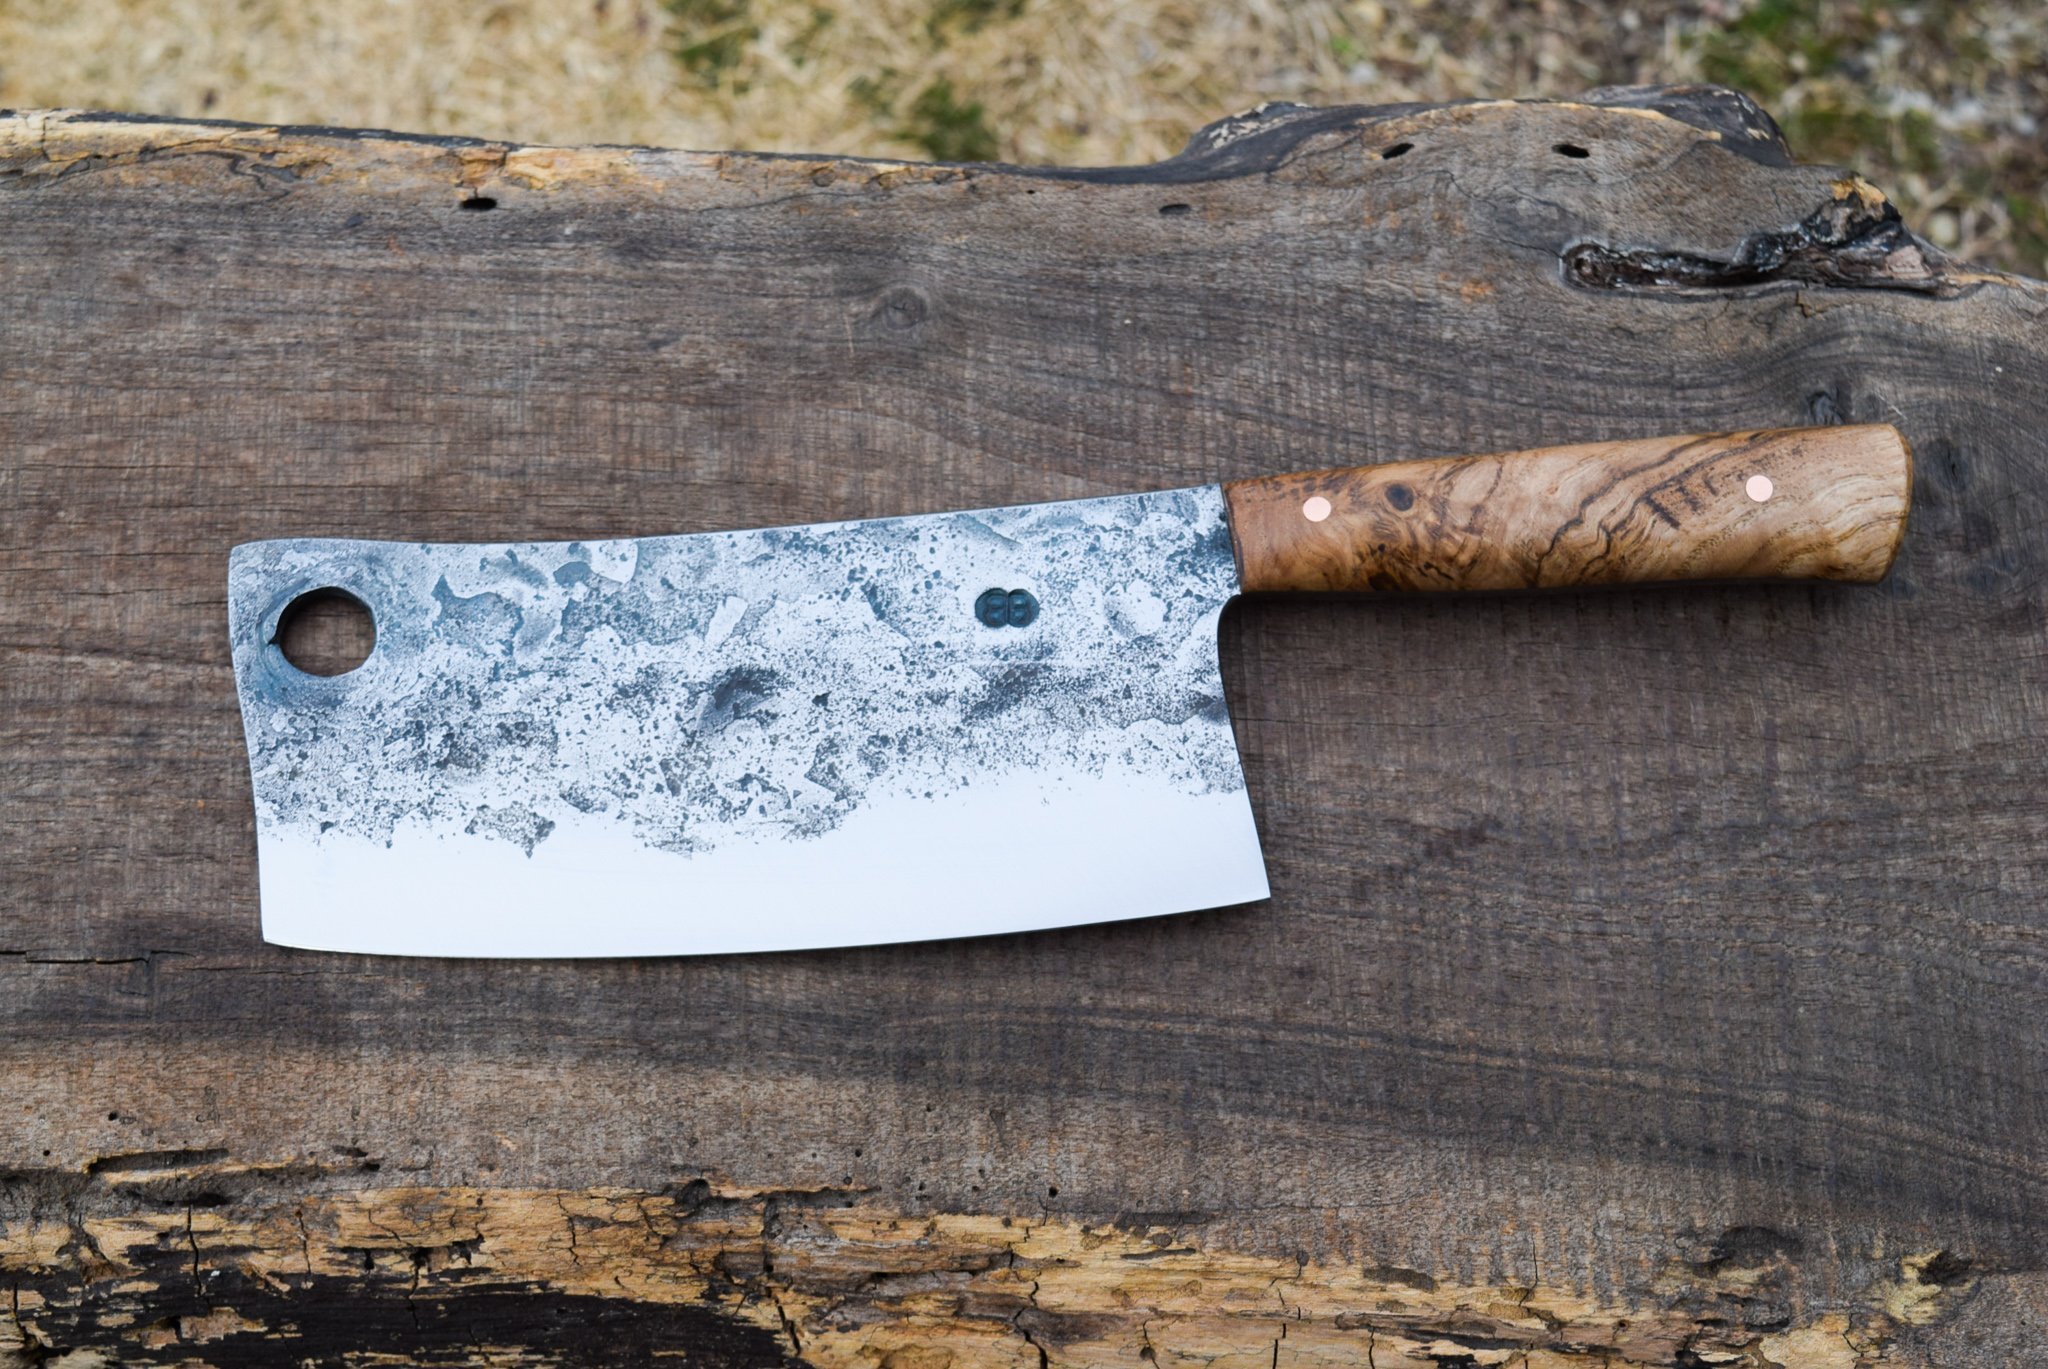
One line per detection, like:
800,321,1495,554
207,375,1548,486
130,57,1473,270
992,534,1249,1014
276,589,376,676
1553,142,1590,158
1380,142,1414,159
459,195,498,210
1158,202,1193,216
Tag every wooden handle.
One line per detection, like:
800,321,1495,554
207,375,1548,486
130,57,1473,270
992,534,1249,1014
1224,425,1912,593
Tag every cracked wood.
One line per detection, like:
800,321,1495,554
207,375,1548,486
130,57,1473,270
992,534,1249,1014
0,1158,1991,1367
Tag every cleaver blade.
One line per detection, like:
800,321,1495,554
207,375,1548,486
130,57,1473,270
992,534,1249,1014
229,487,1267,957
228,425,1913,957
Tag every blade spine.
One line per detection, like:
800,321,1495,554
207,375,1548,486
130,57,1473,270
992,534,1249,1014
227,482,1232,556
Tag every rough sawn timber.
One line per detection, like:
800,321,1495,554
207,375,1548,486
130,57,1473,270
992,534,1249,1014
1,87,2045,1366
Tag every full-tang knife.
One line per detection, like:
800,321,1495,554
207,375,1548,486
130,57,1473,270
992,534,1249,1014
228,426,1911,956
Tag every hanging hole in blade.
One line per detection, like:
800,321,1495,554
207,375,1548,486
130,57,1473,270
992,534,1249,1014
275,588,376,676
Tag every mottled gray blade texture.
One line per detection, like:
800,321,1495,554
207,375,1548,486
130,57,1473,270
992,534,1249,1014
227,487,1268,957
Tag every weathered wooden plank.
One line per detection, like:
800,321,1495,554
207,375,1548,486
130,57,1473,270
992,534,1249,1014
2,88,2046,1364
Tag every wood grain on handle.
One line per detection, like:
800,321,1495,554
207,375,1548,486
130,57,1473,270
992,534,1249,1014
1224,426,1912,593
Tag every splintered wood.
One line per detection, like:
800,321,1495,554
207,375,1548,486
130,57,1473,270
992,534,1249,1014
0,1160,1986,1366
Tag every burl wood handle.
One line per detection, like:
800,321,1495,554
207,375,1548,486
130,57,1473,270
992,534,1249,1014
1224,426,1911,592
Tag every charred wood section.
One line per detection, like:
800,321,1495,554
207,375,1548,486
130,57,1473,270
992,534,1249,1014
0,1156,2000,1366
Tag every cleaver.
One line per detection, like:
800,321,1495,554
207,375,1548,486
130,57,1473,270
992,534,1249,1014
229,426,1910,957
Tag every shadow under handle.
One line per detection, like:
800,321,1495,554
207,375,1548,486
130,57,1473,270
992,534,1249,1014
1223,425,1913,593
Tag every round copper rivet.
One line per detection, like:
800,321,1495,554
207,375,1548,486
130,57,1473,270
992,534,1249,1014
1745,474,1775,503
1302,496,1333,523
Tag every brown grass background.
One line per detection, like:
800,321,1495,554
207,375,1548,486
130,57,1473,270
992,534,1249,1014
0,0,2041,274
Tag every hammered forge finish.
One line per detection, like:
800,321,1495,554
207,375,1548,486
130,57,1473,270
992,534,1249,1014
226,487,1269,957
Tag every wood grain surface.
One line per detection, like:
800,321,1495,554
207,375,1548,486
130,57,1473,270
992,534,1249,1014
1226,425,1912,592
3,88,2047,1366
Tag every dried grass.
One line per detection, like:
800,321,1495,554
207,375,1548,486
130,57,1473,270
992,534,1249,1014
0,0,2040,273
